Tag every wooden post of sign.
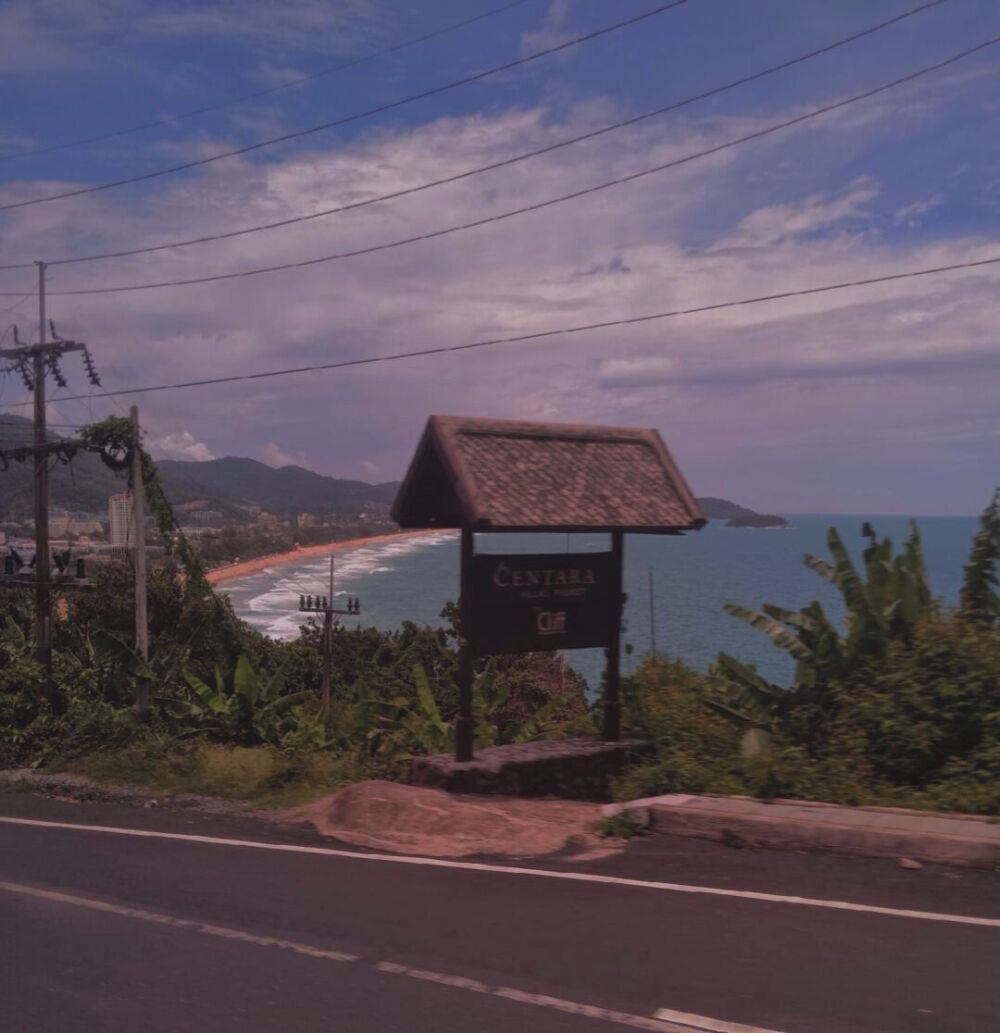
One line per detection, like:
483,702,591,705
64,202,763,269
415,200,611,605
455,526,475,762
602,530,624,741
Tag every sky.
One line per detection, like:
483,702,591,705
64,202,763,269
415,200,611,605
0,0,997,515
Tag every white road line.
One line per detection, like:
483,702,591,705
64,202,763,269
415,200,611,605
0,879,360,961
653,1006,785,1033
0,879,699,1032
1,814,998,929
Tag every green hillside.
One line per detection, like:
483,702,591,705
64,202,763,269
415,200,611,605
0,416,125,518
0,416,398,519
155,457,399,514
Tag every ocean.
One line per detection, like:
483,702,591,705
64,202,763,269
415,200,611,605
219,515,980,692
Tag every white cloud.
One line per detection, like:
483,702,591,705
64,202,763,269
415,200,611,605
0,66,996,512
0,0,385,72
260,442,298,468
599,355,676,386
520,0,575,57
719,177,879,249
152,431,215,461
894,194,944,227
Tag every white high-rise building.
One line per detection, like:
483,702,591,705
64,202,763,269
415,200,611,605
108,492,132,549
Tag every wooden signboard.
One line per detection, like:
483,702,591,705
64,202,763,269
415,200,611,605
469,551,614,656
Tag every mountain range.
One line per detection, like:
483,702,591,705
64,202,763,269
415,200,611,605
0,416,784,525
0,417,396,519
156,457,398,514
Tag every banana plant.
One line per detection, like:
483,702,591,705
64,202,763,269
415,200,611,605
364,660,572,759
177,654,314,746
710,523,935,727
960,488,1000,624
87,630,190,705
0,615,29,662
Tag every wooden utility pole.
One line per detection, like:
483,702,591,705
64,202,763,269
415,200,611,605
455,527,475,762
32,262,52,698
0,262,100,706
131,405,149,715
602,530,625,742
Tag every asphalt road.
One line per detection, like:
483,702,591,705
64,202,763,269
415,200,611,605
1,792,998,1033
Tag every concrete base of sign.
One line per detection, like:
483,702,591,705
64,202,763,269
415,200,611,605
410,738,653,801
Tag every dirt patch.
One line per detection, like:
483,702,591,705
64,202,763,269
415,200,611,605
281,780,623,860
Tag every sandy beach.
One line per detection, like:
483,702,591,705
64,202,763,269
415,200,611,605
205,528,451,586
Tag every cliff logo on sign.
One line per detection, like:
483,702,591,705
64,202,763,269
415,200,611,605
536,610,567,636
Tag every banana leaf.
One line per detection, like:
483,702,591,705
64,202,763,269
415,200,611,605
724,604,815,663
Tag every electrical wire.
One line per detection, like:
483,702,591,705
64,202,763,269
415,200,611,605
0,0,536,162
0,287,37,312
13,34,996,298
11,254,998,405
0,1,690,213
0,0,945,272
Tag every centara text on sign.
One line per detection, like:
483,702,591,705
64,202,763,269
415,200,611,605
468,551,616,656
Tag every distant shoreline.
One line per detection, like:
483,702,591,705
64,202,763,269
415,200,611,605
205,528,450,586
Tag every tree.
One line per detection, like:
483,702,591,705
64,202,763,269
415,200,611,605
708,522,934,728
960,489,1000,625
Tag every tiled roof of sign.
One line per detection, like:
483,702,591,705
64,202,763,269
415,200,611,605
392,416,705,533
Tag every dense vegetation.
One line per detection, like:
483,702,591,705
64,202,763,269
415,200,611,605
0,417,995,813
617,492,1000,814
194,520,394,565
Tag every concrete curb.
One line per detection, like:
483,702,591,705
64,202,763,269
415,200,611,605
603,794,1000,869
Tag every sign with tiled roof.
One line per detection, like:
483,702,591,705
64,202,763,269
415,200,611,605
391,415,705,761
391,416,705,533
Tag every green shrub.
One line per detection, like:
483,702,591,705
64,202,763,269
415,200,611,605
832,615,999,793
613,656,745,801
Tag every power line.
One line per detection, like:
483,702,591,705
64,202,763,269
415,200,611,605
0,1,690,213
0,0,945,273
0,420,83,428
0,1,536,162
15,255,1000,405
15,34,996,299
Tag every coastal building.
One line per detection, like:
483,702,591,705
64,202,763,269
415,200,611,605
68,519,104,537
49,509,70,536
108,492,132,548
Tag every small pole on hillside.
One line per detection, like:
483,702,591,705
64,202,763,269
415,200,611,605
131,405,149,716
322,555,334,715
648,566,657,662
298,558,358,719
455,527,475,762
602,530,624,742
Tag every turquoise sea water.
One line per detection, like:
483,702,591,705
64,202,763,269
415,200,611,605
219,515,979,692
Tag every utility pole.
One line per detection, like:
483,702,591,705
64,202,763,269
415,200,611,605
648,566,657,661
0,260,101,707
298,555,359,716
33,262,51,696
131,405,149,715
602,530,625,742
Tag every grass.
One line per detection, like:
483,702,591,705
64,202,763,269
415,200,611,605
66,743,373,809
597,811,647,839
